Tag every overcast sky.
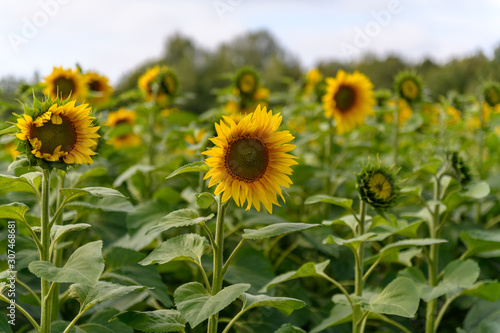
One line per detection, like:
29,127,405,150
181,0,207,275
2,0,500,84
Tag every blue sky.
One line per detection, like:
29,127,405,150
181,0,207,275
2,0,500,84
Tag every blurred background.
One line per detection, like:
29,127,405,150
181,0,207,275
2,0,500,113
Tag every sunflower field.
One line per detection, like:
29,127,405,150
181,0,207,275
1,45,500,333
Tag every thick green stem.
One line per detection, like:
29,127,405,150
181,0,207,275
50,173,65,322
40,169,52,333
353,200,367,333
392,101,400,165
425,177,441,333
208,198,228,333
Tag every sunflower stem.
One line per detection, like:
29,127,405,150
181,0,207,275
208,197,229,333
50,172,65,322
40,169,52,333
352,200,367,333
145,83,159,200
392,99,400,165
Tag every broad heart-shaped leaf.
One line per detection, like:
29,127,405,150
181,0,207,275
113,310,186,333
195,192,215,209
274,323,307,333
139,234,209,266
462,280,500,302
146,209,214,235
51,223,91,244
260,260,330,292
242,223,320,240
0,173,38,194
304,194,353,210
29,241,104,286
240,293,306,315
174,282,250,328
166,161,209,180
363,277,419,318
0,202,29,222
324,233,377,251
60,187,127,202
323,216,358,234
310,303,352,333
69,281,147,311
461,229,500,258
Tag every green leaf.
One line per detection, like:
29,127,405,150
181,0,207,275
324,233,377,251
378,238,448,257
364,277,419,317
463,281,500,302
195,192,215,209
166,161,209,180
274,323,307,333
29,241,104,285
146,209,214,235
242,223,319,240
240,293,305,316
174,282,250,328
260,261,330,292
69,281,147,311
0,313,13,333
463,299,500,332
113,164,155,187
304,194,353,210
322,216,357,234
0,202,29,222
310,303,352,333
461,230,500,258
51,223,91,244
60,187,126,202
462,181,490,199
0,125,16,135
113,310,186,333
0,174,35,194
139,234,209,266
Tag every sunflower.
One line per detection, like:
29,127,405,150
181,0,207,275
394,71,423,104
108,134,141,149
138,65,178,102
235,67,259,96
203,105,297,213
15,98,100,165
106,108,136,127
482,82,500,107
446,152,471,186
323,70,375,134
43,66,87,101
357,163,399,209
85,72,113,105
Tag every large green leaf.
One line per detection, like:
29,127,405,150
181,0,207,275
69,281,147,311
461,230,500,258
363,277,419,317
113,164,155,187
310,303,352,333
113,310,186,333
0,202,29,222
224,247,274,293
463,299,500,333
139,234,209,267
146,209,214,235
377,238,447,257
462,181,490,199
304,195,353,210
51,223,91,244
463,281,500,302
240,293,305,315
0,313,13,333
174,282,250,328
76,308,133,333
0,173,38,194
166,161,209,180
60,187,127,202
260,261,330,292
242,223,319,240
29,241,104,285
324,233,377,251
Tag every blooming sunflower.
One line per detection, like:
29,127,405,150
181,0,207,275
15,98,100,165
43,66,87,101
108,134,141,149
203,105,297,213
138,65,178,102
85,72,113,105
394,71,423,104
357,163,399,209
235,67,259,96
323,70,375,134
106,108,136,127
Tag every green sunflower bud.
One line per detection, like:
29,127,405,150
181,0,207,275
235,67,260,97
481,82,500,107
393,71,423,104
357,163,400,209
445,152,472,186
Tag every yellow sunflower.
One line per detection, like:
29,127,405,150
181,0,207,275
85,72,113,105
323,70,375,134
138,65,178,102
106,108,136,127
235,68,259,96
394,71,423,104
203,105,297,213
108,134,141,149
43,66,87,101
445,106,462,126
16,100,100,164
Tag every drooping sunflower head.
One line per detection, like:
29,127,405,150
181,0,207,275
138,65,178,102
15,96,100,168
394,71,423,104
106,108,137,127
445,152,472,186
481,82,500,107
235,67,260,96
322,70,375,134
357,162,400,209
43,66,87,101
85,72,113,105
203,105,298,213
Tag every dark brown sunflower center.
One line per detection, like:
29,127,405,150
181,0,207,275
334,85,356,112
160,75,176,95
31,115,77,154
53,77,75,99
225,137,269,182
88,79,102,92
